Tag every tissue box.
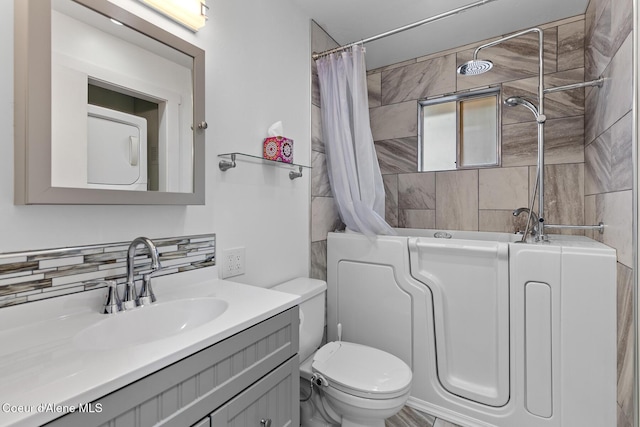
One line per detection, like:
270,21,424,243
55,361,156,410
263,136,293,163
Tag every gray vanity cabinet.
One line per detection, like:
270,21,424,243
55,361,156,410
45,307,299,427
208,356,298,426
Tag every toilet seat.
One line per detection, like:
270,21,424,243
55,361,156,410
312,341,412,399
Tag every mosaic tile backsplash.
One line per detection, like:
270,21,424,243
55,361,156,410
0,234,215,308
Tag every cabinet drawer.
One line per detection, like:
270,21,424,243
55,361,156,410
46,307,299,427
210,355,299,427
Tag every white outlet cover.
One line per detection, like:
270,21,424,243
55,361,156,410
221,247,245,279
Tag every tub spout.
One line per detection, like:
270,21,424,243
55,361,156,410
513,207,539,237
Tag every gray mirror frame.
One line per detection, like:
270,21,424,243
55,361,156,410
14,0,205,205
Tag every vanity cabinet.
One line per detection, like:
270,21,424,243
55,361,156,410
208,356,298,426
45,307,299,427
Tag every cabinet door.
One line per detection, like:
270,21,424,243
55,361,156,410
210,356,299,427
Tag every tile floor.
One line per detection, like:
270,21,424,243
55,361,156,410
385,406,462,427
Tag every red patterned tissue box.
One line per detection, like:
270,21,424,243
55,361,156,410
263,136,293,163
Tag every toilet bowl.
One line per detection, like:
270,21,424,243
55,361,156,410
322,387,410,427
308,341,412,427
272,278,412,427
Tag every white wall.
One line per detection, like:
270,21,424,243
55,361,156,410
207,0,312,287
0,0,311,287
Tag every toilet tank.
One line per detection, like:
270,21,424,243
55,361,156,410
273,278,326,363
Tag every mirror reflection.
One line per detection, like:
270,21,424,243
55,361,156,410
51,0,194,193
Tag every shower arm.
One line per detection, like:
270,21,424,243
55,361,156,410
474,28,547,241
473,27,544,116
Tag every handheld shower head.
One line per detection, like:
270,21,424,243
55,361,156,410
457,59,493,75
504,96,545,122
505,96,535,109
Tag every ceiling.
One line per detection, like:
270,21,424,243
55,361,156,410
292,0,591,70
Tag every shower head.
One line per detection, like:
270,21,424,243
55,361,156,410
456,59,493,75
504,96,544,122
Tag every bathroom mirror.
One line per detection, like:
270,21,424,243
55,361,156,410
418,87,501,172
14,0,205,204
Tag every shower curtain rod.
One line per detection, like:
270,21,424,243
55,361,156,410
311,0,499,60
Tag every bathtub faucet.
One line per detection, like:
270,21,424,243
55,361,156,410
513,207,539,239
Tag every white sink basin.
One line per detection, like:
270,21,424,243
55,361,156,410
74,297,228,350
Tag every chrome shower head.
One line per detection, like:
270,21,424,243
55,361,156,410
504,96,541,120
456,59,493,75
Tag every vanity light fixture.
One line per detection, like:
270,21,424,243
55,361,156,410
139,0,208,32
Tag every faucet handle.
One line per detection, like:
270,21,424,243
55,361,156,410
137,273,157,306
86,280,123,314
104,281,124,314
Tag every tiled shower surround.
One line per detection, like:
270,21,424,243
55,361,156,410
369,17,587,233
310,22,344,282
583,0,634,425
310,16,590,280
0,234,215,308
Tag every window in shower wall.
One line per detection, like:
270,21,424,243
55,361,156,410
418,87,501,172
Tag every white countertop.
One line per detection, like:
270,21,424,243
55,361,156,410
0,268,300,427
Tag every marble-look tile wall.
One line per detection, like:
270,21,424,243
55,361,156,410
582,0,634,425
310,22,344,281
0,234,216,308
370,17,587,234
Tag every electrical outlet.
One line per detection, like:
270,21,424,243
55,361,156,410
221,247,245,279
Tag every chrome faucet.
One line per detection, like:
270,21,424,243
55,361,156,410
513,207,539,239
85,279,124,314
102,280,123,314
123,237,161,309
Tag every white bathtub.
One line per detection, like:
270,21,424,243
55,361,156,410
327,229,616,427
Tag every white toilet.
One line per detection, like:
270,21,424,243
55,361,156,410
273,278,412,427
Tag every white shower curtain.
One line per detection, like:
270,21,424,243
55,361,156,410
316,45,394,237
